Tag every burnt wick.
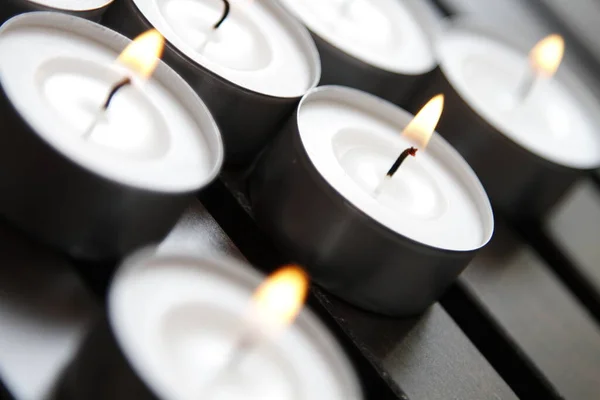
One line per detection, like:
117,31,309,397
373,147,418,197
386,147,418,179
102,77,132,110
82,77,132,140
213,0,231,30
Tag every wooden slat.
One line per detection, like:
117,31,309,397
315,292,517,400
546,181,600,291
459,220,600,400
0,222,100,400
534,180,600,322
199,178,518,400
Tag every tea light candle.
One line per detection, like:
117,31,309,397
277,0,436,106
0,13,223,259
1,0,114,23
53,253,362,400
413,19,600,219
250,86,494,316
103,0,321,163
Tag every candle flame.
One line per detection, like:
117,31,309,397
251,265,309,333
402,94,444,150
529,34,564,78
233,0,254,7
117,29,165,80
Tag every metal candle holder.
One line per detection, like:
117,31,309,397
0,14,223,260
282,0,438,108
102,0,321,165
0,0,114,23
51,252,361,400
409,19,599,221
249,86,493,316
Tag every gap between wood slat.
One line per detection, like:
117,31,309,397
511,219,600,328
441,284,560,400
197,179,402,400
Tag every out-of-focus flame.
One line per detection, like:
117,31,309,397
251,265,309,334
529,34,564,78
231,0,254,9
402,94,444,150
117,29,165,79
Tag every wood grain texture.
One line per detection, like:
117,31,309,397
546,181,600,293
460,221,600,400
200,178,517,400
0,222,100,400
315,291,517,400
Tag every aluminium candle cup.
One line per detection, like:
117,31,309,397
0,0,113,23
409,19,600,221
277,0,437,108
0,13,224,260
249,86,494,316
102,0,321,165
52,251,362,400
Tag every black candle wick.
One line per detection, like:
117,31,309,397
213,0,231,30
81,77,132,140
102,77,132,110
386,147,418,178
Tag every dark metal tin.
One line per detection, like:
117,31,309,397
249,86,493,316
51,317,159,400
51,252,362,400
408,19,598,221
102,0,321,165
280,0,438,108
0,0,113,23
0,13,224,260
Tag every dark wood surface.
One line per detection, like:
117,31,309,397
545,181,600,299
460,219,600,400
0,197,516,400
199,177,518,400
315,294,517,400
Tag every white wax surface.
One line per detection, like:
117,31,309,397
26,0,112,10
110,255,356,400
298,87,493,251
0,14,221,192
278,0,435,73
437,27,600,169
132,0,318,96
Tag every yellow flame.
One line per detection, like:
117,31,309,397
252,265,309,333
117,29,165,79
402,94,444,149
529,34,564,78
234,0,254,8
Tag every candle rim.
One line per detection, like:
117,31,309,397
26,0,114,12
108,249,363,400
0,12,225,194
295,85,495,253
277,0,438,75
434,17,600,170
127,0,322,98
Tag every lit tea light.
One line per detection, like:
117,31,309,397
250,266,308,336
82,29,165,140
516,34,564,100
277,0,436,106
374,94,444,195
0,0,114,23
104,0,321,163
250,86,494,316
0,12,223,259
414,18,600,219
53,253,362,400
